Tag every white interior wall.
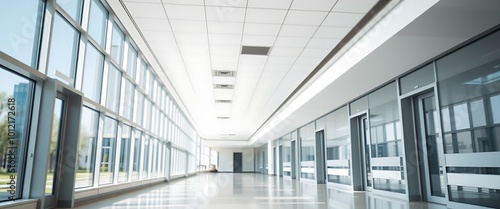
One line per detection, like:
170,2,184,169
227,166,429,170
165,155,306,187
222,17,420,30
212,148,255,172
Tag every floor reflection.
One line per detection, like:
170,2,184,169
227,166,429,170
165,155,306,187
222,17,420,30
73,173,447,209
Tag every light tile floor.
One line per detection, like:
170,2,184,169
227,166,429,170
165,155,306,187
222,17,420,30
72,173,447,209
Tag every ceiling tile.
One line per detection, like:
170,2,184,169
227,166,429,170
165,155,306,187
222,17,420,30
213,76,237,84
205,0,248,8
210,44,241,55
134,18,171,31
314,26,351,39
211,62,238,71
162,0,204,5
208,22,244,34
174,32,209,44
279,25,318,37
322,12,364,28
238,56,268,65
269,47,303,57
266,56,297,65
206,6,245,22
213,89,234,100
245,8,288,24
274,36,310,48
247,0,292,9
170,20,207,33
241,35,276,46
307,38,341,49
178,44,210,56
243,23,282,36
264,64,293,72
125,2,166,18
143,31,175,42
290,0,338,11
300,47,331,58
164,4,205,20
209,34,243,45
332,0,378,13
294,56,323,67
211,54,240,64
283,10,328,26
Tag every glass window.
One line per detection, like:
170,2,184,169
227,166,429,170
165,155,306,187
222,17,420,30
132,129,141,180
437,29,500,154
453,103,471,130
126,45,138,79
81,44,104,102
0,0,44,67
110,24,124,65
142,135,150,179
0,68,34,201
134,90,144,125
491,95,500,124
118,124,131,182
369,82,401,158
470,99,486,127
120,78,134,120
105,65,121,113
47,13,80,86
139,61,147,90
76,107,99,188
56,0,83,23
148,71,155,97
100,117,117,185
144,99,151,129
87,0,107,48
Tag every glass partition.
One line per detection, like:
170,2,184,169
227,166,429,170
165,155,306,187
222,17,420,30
325,106,351,185
282,134,292,177
436,29,500,208
368,82,405,193
300,122,315,180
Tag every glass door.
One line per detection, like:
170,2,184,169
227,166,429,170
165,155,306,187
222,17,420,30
360,116,373,190
417,93,446,204
45,97,65,207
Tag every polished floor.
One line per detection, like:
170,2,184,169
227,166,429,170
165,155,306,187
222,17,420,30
73,173,447,209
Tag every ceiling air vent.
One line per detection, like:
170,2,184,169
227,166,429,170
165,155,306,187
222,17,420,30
214,84,234,89
241,46,271,56
213,70,236,77
217,117,230,119
215,99,232,103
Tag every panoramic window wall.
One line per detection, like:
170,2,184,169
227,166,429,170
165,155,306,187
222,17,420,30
1,0,198,193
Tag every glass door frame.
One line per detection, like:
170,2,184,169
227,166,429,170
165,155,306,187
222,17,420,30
27,78,83,209
415,92,448,204
44,95,67,206
349,111,373,192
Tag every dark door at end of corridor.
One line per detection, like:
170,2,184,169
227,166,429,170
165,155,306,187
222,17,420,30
234,152,243,173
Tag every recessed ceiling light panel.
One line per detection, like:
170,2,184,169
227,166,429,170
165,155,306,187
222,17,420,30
241,46,271,56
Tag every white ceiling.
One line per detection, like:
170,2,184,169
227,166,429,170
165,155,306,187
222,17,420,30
118,0,381,141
